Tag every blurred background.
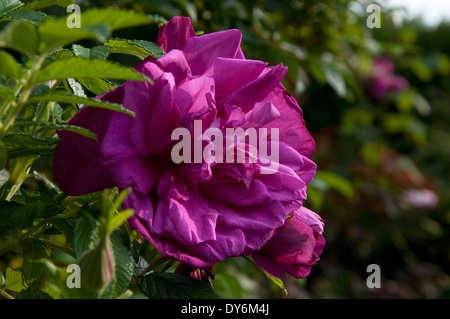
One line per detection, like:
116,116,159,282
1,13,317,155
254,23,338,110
6,0,449,298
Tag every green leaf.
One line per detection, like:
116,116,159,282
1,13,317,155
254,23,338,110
73,211,99,259
1,10,47,24
110,232,133,298
0,140,6,170
321,64,347,98
9,203,42,229
315,170,354,200
3,134,57,158
80,8,156,31
105,38,165,60
14,0,73,12
37,8,156,53
0,0,23,17
83,23,111,43
32,170,60,196
261,269,288,297
37,18,107,53
50,48,74,59
106,209,134,235
5,267,25,292
72,44,110,60
27,92,134,116
137,273,221,299
0,20,38,55
16,287,53,299
0,85,15,102
0,50,23,78
31,57,151,84
20,188,63,217
41,260,98,299
77,78,116,95
13,121,98,140
22,237,52,283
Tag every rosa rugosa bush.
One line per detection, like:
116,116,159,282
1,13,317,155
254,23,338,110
53,17,324,272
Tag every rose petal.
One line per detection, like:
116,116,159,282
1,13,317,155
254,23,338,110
156,16,196,52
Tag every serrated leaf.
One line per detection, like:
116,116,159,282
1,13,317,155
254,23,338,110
110,233,133,298
0,20,38,55
73,211,99,258
27,93,134,116
66,78,86,99
2,10,47,24
83,23,111,44
9,203,42,229
72,44,110,60
80,8,156,31
105,38,165,60
20,188,63,216
50,48,74,59
37,8,156,53
14,0,73,12
22,237,52,283
0,0,23,17
5,267,25,292
3,134,57,158
37,18,105,53
31,57,151,84
77,78,116,95
16,287,53,299
137,273,221,299
0,50,23,78
13,121,97,140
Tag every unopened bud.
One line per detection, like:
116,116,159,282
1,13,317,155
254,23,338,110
77,234,115,292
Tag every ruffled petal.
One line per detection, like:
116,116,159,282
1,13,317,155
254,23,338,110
225,64,287,113
209,58,267,96
182,29,243,75
53,86,124,195
156,16,196,52
262,84,315,158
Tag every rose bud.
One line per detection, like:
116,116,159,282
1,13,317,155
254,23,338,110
77,233,115,292
251,206,325,279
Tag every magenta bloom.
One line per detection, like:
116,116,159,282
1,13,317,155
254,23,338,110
370,57,408,99
53,17,320,268
251,206,325,278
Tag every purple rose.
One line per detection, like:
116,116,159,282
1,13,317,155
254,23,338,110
369,57,408,100
53,17,320,268
251,206,325,278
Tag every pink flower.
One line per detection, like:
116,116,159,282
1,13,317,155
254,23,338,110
370,57,408,100
53,17,320,268
251,206,325,278
400,189,439,209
